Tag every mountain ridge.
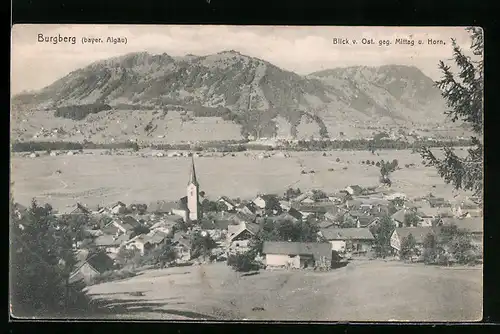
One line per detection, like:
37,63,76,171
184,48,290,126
12,50,461,144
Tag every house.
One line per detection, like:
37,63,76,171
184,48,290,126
112,215,141,233
328,192,350,204
236,202,258,216
217,196,237,212
427,197,451,208
171,233,192,262
226,222,259,254
110,201,127,215
196,219,229,241
69,251,115,285
356,215,379,228
93,233,130,254
227,211,257,225
262,242,332,269
441,217,483,247
384,192,407,201
345,185,364,196
294,204,329,218
320,228,375,254
147,200,179,215
252,194,279,210
391,208,422,227
390,227,440,255
125,230,169,256
62,203,91,216
345,199,363,210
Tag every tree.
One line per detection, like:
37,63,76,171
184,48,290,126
371,215,395,258
391,197,405,208
227,252,260,272
422,233,439,264
400,234,417,260
129,225,151,240
190,231,217,260
403,211,420,227
10,199,90,317
284,187,302,200
379,160,396,186
419,27,483,202
340,215,357,228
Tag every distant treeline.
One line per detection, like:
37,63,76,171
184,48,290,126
11,138,474,153
54,103,112,120
11,141,139,152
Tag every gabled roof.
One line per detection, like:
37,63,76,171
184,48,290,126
441,217,483,233
86,252,115,274
121,216,141,229
172,232,192,249
218,196,236,206
94,233,129,247
357,215,378,227
393,227,440,244
391,209,407,223
262,241,332,260
321,228,374,240
147,200,178,213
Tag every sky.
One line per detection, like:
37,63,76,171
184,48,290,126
11,25,477,95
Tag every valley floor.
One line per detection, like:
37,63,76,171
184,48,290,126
86,260,482,322
10,149,469,211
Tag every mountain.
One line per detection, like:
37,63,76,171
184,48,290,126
11,50,461,144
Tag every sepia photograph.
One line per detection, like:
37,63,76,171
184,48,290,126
10,25,483,321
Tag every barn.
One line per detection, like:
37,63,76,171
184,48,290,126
262,241,332,270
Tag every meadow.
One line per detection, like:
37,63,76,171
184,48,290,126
85,260,482,321
10,148,469,211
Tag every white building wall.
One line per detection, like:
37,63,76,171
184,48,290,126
330,240,346,252
265,254,290,267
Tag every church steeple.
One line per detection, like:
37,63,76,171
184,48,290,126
187,156,201,221
188,156,199,187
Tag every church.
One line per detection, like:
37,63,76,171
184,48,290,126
186,156,202,222
148,156,203,223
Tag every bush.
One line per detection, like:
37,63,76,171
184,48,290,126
227,252,260,272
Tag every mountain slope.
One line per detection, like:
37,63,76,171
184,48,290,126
11,51,456,143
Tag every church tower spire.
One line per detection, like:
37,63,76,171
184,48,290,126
187,156,201,221
188,156,199,187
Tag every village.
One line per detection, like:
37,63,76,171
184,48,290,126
10,154,483,287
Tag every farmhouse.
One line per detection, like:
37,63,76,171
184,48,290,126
320,228,375,254
227,222,259,254
125,230,169,256
390,227,440,254
441,217,483,247
217,196,237,212
93,233,130,255
112,215,141,233
110,201,127,215
69,251,115,285
252,194,279,210
171,233,192,262
262,241,332,270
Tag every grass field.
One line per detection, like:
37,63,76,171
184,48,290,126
85,260,482,322
10,149,470,211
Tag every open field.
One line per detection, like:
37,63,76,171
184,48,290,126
85,260,482,321
10,149,470,211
